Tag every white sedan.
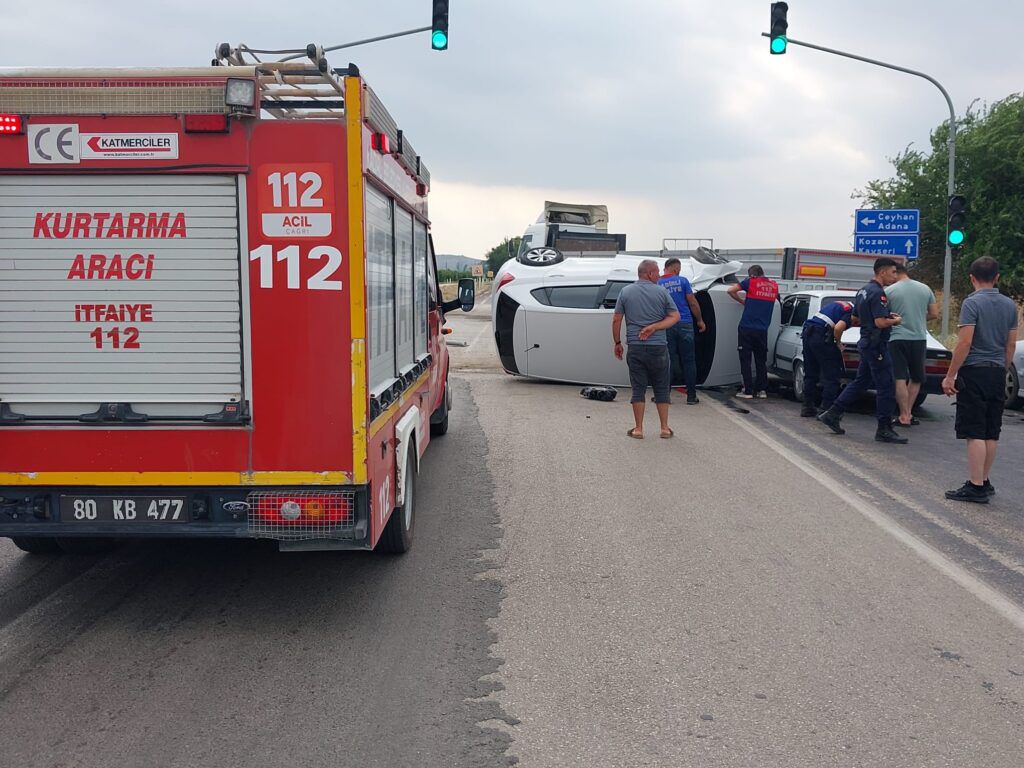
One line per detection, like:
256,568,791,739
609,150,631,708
491,248,747,388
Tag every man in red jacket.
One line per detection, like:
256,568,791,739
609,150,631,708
727,265,779,399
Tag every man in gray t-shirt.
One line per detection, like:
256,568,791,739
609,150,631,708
943,256,1019,504
612,260,679,439
886,265,939,426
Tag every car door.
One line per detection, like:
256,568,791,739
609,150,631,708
773,295,810,373
523,281,631,386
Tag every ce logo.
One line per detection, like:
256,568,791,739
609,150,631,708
27,124,80,164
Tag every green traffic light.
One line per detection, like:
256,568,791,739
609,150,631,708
949,229,965,246
431,30,448,49
770,36,787,54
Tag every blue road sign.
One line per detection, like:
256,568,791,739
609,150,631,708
855,208,919,234
855,234,919,260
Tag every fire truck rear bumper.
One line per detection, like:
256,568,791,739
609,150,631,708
0,485,372,550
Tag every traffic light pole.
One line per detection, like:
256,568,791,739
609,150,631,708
272,27,433,61
762,33,957,339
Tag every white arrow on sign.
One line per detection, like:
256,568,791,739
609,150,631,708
905,239,914,254
860,217,876,226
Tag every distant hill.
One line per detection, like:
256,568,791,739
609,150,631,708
435,254,484,272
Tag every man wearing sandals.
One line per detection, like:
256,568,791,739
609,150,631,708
613,260,680,439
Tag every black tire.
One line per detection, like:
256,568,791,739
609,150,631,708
55,537,118,554
913,391,928,409
517,247,563,267
430,383,450,437
10,536,61,554
377,448,416,554
792,361,806,403
1006,366,1022,410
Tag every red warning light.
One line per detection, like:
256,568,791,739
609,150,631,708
0,115,24,135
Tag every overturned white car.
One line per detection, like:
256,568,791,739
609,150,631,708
491,247,749,388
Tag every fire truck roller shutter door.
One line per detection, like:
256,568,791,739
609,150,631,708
0,174,244,419
413,220,428,357
394,205,415,371
366,185,396,390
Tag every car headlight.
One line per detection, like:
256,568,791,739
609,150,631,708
225,78,256,108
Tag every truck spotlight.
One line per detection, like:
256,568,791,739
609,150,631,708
225,78,257,109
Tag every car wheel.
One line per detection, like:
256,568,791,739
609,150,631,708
517,247,564,267
913,391,928,409
792,361,806,403
377,447,416,554
1007,366,1022,410
10,536,61,555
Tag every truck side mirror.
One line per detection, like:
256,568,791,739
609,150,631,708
442,277,476,314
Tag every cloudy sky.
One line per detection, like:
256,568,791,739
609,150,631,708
3,1,1020,258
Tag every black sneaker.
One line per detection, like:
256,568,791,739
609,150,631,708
983,480,996,497
800,404,817,418
686,397,700,405
817,408,845,434
875,425,908,444
945,482,990,504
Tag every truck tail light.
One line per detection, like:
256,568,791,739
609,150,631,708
183,113,229,133
250,492,353,526
0,115,24,135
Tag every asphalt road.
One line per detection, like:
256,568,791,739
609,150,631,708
1,298,1022,768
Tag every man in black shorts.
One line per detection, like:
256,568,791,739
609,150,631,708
943,256,1019,503
886,265,938,427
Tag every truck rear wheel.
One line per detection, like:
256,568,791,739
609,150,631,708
10,536,61,555
378,447,416,554
430,381,450,436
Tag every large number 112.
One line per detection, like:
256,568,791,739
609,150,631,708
267,171,324,208
249,245,343,291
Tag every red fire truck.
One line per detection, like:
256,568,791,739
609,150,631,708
0,46,474,553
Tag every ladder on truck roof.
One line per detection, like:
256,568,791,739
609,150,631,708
214,41,432,190
214,43,347,120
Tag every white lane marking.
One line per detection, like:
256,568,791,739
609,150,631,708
467,322,491,349
707,397,1024,632
740,403,1024,579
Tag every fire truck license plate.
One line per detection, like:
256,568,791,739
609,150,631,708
60,496,189,523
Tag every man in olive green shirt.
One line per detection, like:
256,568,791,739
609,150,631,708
885,265,939,426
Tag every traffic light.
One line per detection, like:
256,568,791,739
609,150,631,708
431,1,449,51
947,194,967,246
770,2,789,54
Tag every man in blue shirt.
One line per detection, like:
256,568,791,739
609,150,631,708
727,265,779,399
818,258,907,443
799,300,854,417
658,258,706,405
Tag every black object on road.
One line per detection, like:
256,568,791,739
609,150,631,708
581,386,617,402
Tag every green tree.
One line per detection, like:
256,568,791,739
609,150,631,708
856,93,1024,297
438,268,470,283
484,237,521,275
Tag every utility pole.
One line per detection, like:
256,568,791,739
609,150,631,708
762,31,958,339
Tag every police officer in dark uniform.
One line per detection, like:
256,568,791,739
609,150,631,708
799,300,855,417
818,258,908,443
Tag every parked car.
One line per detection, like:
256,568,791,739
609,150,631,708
491,248,750,388
770,290,952,407
1007,339,1024,410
